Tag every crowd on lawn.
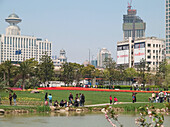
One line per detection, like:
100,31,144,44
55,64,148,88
149,90,170,103
45,92,85,107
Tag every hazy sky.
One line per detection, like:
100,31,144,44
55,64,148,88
0,0,165,64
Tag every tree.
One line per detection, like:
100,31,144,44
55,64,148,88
72,63,84,86
103,58,116,69
125,68,137,85
162,64,170,88
81,65,96,85
136,58,150,88
18,58,37,89
60,62,75,85
0,60,15,86
38,54,54,84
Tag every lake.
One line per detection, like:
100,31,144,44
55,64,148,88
0,112,170,127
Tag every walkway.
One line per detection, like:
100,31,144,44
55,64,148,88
84,102,149,107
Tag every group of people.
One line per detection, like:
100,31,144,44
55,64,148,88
149,90,170,103
44,92,85,107
109,95,118,104
9,92,17,106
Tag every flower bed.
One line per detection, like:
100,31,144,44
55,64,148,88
38,87,170,93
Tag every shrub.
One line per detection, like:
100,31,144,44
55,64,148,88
36,106,51,112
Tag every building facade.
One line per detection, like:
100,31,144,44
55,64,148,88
52,49,67,67
117,37,165,72
166,0,170,58
123,4,146,40
97,48,111,68
0,13,51,64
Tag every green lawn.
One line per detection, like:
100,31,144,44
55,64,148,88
0,90,152,105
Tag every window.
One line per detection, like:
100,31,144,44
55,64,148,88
147,50,151,53
4,36,6,44
148,44,151,47
147,56,151,59
156,44,158,47
153,44,155,47
153,50,155,53
153,56,155,59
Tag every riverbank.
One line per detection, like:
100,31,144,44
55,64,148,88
0,102,169,115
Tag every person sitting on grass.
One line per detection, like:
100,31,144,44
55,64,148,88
54,100,59,107
68,99,73,107
60,100,64,107
64,100,68,107
113,97,118,104
74,98,78,107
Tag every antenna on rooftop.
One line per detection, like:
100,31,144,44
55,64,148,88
128,0,133,9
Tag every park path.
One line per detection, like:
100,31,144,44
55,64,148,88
84,102,149,107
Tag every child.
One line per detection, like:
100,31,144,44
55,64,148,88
109,95,112,104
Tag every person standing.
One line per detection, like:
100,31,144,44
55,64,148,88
69,93,73,103
79,93,82,106
13,93,17,106
109,95,112,104
132,92,137,103
48,94,52,106
81,94,85,107
9,93,12,106
45,92,48,101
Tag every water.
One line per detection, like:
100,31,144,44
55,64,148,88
0,112,170,127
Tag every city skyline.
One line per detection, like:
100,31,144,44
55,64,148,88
0,0,165,64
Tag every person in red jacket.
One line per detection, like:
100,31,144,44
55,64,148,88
113,97,118,104
109,95,112,104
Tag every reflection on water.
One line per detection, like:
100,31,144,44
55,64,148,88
0,112,170,127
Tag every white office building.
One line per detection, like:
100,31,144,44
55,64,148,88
0,13,51,64
117,37,165,72
97,48,111,68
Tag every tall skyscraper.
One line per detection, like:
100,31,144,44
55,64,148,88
166,0,170,58
0,13,52,64
97,48,111,68
123,3,146,40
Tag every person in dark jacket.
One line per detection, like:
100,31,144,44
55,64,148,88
69,93,73,103
81,94,85,106
13,93,17,106
60,100,64,107
45,92,48,101
9,93,12,106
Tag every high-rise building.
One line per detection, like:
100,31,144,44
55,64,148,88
166,0,170,58
117,37,165,72
97,48,111,68
91,60,97,68
123,3,146,40
0,13,51,64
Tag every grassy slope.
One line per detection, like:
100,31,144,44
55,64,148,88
0,90,152,105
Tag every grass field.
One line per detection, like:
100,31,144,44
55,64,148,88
0,90,152,105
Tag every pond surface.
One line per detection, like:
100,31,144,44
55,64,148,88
0,112,170,127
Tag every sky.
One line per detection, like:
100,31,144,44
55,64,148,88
0,0,165,64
